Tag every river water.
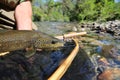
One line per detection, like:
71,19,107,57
35,22,76,36
0,22,120,80
35,22,120,80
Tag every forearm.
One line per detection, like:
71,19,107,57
15,1,32,30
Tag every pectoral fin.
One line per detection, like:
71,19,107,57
25,47,36,58
0,52,10,56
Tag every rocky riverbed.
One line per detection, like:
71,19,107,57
35,20,120,39
0,21,120,80
35,21,120,80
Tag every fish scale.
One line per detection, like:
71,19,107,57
0,30,64,53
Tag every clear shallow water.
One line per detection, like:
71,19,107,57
35,22,120,80
0,22,120,80
35,22,74,36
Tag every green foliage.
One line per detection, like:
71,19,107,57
100,1,115,21
32,0,120,22
32,6,47,21
78,0,97,21
113,2,120,19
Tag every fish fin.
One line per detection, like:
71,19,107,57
25,47,36,58
0,52,10,56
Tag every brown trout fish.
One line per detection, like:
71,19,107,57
0,30,64,57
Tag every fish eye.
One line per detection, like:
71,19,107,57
51,40,57,44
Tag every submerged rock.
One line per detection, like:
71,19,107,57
98,68,120,80
100,45,116,58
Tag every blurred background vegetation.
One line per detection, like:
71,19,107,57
32,0,120,22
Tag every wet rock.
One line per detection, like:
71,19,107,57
77,20,120,39
72,26,78,32
98,68,120,80
99,45,119,59
97,57,110,66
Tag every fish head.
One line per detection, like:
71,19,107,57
34,37,64,50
